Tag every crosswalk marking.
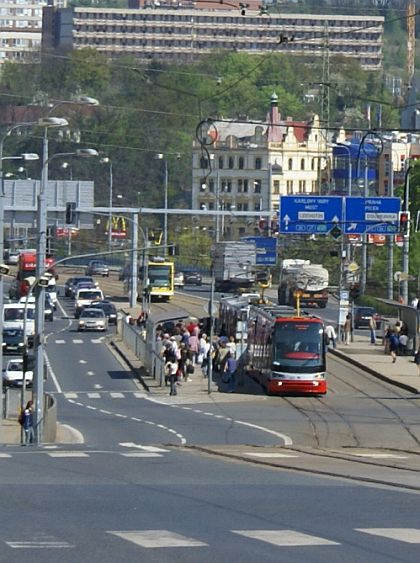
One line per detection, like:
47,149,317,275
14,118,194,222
63,392,147,400
351,453,409,459
356,528,420,543
134,392,147,398
91,338,104,343
55,339,66,344
0,453,12,458
232,530,340,547
244,452,300,458
120,453,163,458
64,393,78,399
6,540,73,549
110,392,124,398
87,393,101,399
47,452,90,458
119,443,170,453
73,339,83,344
108,530,208,548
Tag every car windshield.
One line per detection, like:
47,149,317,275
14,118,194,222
9,363,22,371
78,291,102,300
73,277,93,285
357,308,375,315
81,310,104,318
4,329,23,337
4,308,35,321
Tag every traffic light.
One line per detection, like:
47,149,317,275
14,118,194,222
168,244,179,256
399,211,410,236
349,283,361,300
65,202,76,225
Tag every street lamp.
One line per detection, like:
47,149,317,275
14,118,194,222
0,141,40,431
34,145,98,444
100,157,113,254
61,161,73,180
155,153,169,254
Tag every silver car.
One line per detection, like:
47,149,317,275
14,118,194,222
77,308,108,332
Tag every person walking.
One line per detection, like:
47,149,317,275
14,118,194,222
343,314,351,345
222,352,237,393
165,359,179,396
389,331,399,363
369,316,377,345
21,400,34,446
325,325,337,349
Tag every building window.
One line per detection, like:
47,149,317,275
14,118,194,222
200,156,209,169
311,158,315,170
300,158,305,170
254,201,261,211
228,156,234,169
239,227,246,236
218,156,224,169
238,156,244,169
209,179,215,192
254,180,261,193
255,157,262,169
273,180,280,194
243,179,249,193
287,180,293,194
238,179,243,192
299,180,306,193
288,158,293,170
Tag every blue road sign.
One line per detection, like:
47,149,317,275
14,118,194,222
279,196,343,234
344,197,400,234
242,236,277,265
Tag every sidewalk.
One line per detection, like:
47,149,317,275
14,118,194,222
330,334,420,394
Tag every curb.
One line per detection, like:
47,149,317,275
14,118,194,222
329,348,419,394
108,338,151,392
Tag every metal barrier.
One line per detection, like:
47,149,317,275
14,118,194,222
119,316,166,387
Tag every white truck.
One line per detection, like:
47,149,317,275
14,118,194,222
278,259,329,308
213,241,257,293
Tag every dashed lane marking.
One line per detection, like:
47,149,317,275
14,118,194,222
108,530,208,548
55,340,66,344
6,540,73,549
356,528,420,543
47,452,90,458
120,453,163,458
73,339,83,344
87,393,101,399
232,530,340,547
350,453,409,459
110,392,125,398
244,452,300,459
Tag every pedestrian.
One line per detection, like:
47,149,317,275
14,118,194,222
188,326,200,364
165,359,179,396
222,351,237,392
415,345,420,375
20,400,34,446
199,333,211,378
226,336,237,358
389,331,399,363
410,296,418,309
398,332,408,356
383,325,391,354
343,314,351,345
369,316,377,345
325,325,337,349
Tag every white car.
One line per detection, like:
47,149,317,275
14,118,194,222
3,303,35,344
77,308,108,332
75,288,104,318
174,271,184,288
2,359,33,388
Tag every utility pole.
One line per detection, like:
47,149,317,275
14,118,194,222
401,163,411,304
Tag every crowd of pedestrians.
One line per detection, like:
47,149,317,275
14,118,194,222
156,319,238,395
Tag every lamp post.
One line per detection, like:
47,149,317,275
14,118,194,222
34,146,98,444
401,162,411,304
155,153,168,254
100,157,113,254
0,118,42,429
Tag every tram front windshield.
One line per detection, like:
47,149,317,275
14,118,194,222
149,266,171,287
273,321,324,369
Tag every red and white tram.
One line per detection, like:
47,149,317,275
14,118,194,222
218,296,327,396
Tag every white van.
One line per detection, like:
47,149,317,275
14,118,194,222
74,288,104,318
3,303,35,345
46,277,58,309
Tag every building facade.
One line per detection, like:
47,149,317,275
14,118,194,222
42,5,384,70
192,94,334,239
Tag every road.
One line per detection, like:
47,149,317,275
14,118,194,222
1,275,420,561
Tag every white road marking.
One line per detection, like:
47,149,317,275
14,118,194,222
134,392,146,398
64,393,78,399
356,529,420,543
87,393,101,399
86,405,97,411
47,452,89,458
351,453,408,459
94,384,102,389
54,340,66,344
100,409,112,414
119,443,170,452
44,352,62,394
114,413,127,418
72,339,84,344
108,530,208,548
6,540,73,549
79,360,87,364
232,530,339,546
110,392,124,398
244,452,300,458
91,338,104,343
86,371,95,376
57,424,84,444
120,453,163,458
0,453,12,458
234,420,293,446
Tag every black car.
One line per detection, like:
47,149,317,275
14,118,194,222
44,294,54,322
2,328,25,355
184,272,202,286
89,300,118,324
64,277,75,297
354,307,382,329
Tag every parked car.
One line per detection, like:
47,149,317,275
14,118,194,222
2,358,33,388
77,308,108,332
184,271,202,286
4,249,20,265
354,307,382,329
2,328,25,355
174,271,185,288
89,300,118,324
85,260,110,277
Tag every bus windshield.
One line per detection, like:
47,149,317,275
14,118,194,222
273,321,324,369
149,266,171,287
